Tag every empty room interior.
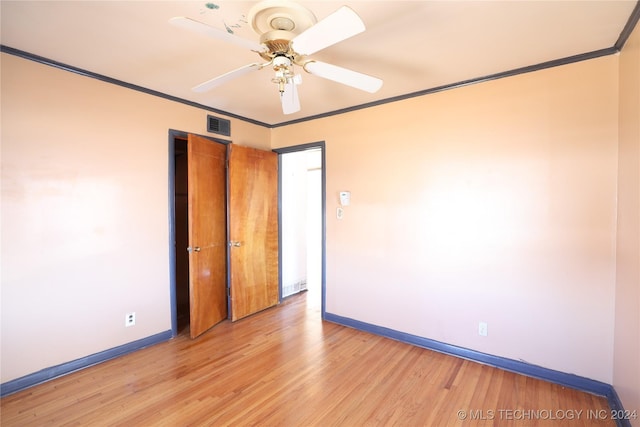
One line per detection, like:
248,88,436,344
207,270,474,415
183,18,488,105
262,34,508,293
1,1,639,425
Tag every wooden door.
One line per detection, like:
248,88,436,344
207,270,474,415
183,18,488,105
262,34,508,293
187,134,227,338
228,145,279,321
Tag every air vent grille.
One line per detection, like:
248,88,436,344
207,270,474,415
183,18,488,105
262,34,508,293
207,115,231,136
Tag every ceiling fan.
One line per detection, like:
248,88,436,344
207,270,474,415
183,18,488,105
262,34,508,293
170,0,383,115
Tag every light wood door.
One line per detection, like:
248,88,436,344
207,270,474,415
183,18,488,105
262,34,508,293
187,134,227,338
228,144,279,321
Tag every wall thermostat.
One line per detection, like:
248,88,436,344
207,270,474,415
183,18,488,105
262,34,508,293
339,191,351,206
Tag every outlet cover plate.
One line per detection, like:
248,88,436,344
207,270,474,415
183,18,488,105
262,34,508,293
125,312,136,327
478,321,488,336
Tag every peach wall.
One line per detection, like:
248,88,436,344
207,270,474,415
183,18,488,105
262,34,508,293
614,21,640,426
0,53,269,383
272,56,619,383
1,40,630,395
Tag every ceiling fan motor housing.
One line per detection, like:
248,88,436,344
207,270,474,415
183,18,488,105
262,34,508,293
260,30,294,55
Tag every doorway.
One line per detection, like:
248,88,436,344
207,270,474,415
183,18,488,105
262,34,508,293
170,131,281,337
276,142,325,314
171,131,228,337
174,137,189,332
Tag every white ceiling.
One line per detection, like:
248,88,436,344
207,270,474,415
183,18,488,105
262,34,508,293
1,1,637,126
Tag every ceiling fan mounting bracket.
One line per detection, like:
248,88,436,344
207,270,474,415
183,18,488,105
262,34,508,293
249,1,317,37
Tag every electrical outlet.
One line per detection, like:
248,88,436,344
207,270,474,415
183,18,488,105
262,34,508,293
478,321,488,337
125,312,136,327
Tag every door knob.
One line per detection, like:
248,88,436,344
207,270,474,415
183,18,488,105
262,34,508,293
187,246,201,253
229,241,242,247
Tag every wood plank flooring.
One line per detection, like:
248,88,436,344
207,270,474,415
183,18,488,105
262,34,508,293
1,291,614,426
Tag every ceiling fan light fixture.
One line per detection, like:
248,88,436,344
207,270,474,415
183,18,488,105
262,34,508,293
271,55,294,94
176,1,383,115
272,55,292,69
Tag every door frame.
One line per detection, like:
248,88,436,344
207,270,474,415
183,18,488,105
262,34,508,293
168,129,231,337
273,141,327,319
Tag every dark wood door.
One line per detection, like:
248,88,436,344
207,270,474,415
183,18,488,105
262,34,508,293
228,145,279,321
187,134,227,337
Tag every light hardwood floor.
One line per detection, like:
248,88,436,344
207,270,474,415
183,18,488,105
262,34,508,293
1,291,614,426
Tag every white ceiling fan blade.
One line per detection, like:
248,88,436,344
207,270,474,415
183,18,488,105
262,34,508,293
281,79,301,115
170,17,265,53
304,61,382,93
292,6,365,56
192,63,263,93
